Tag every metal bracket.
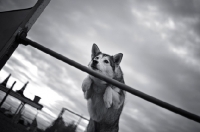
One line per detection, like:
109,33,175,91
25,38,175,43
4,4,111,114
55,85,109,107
16,28,28,45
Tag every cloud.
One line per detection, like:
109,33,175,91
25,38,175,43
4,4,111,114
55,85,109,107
1,0,200,131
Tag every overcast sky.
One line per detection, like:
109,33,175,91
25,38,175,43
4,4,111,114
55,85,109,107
0,0,200,131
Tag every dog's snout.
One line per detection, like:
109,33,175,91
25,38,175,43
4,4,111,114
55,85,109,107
93,60,98,65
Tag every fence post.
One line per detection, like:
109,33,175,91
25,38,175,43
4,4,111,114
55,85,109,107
0,81,16,108
12,102,26,123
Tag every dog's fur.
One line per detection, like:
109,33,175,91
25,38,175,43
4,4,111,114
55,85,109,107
82,44,125,132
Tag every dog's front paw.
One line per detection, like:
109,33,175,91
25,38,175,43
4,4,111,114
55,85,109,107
84,88,92,99
82,76,92,92
112,89,125,109
103,87,112,108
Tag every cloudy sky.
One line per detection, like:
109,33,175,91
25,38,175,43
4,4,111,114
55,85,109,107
0,0,200,131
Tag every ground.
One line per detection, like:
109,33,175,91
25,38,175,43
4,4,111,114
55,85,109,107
0,112,29,132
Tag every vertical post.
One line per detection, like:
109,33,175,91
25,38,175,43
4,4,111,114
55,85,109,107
58,108,65,118
13,102,26,123
0,81,16,108
13,102,23,117
76,115,82,128
34,110,38,121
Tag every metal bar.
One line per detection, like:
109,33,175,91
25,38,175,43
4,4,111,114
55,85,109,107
13,102,23,117
0,0,50,70
76,116,82,128
58,108,65,118
0,81,16,107
13,102,25,123
0,85,43,109
17,102,25,117
19,36,200,123
63,108,89,121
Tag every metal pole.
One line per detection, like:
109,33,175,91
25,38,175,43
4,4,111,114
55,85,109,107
13,102,25,123
13,102,23,117
0,81,16,108
18,36,200,123
58,108,65,118
0,0,51,71
76,115,82,126
63,108,89,121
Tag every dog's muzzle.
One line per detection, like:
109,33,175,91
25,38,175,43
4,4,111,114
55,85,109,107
91,60,98,70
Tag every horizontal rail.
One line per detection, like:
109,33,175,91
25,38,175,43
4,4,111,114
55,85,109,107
0,85,43,109
63,108,89,121
18,36,200,124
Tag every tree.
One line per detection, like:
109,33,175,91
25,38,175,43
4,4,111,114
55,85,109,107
45,117,77,132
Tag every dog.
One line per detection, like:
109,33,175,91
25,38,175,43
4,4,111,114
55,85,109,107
82,44,126,132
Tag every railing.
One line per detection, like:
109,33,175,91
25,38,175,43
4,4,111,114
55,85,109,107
16,33,200,124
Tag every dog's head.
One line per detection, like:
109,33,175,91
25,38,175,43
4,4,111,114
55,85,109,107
88,44,123,84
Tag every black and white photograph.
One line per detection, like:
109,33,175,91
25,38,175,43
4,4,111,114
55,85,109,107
0,0,200,132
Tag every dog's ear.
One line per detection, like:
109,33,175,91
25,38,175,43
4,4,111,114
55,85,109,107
91,43,101,58
113,53,123,66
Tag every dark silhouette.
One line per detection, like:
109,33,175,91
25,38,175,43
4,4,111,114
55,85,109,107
45,116,77,132
0,74,11,87
16,81,29,96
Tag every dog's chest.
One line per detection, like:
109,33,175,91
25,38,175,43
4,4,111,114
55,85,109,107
87,93,107,122
91,81,107,93
87,91,122,124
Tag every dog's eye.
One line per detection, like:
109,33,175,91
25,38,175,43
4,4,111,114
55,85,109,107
104,60,109,63
95,57,99,59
